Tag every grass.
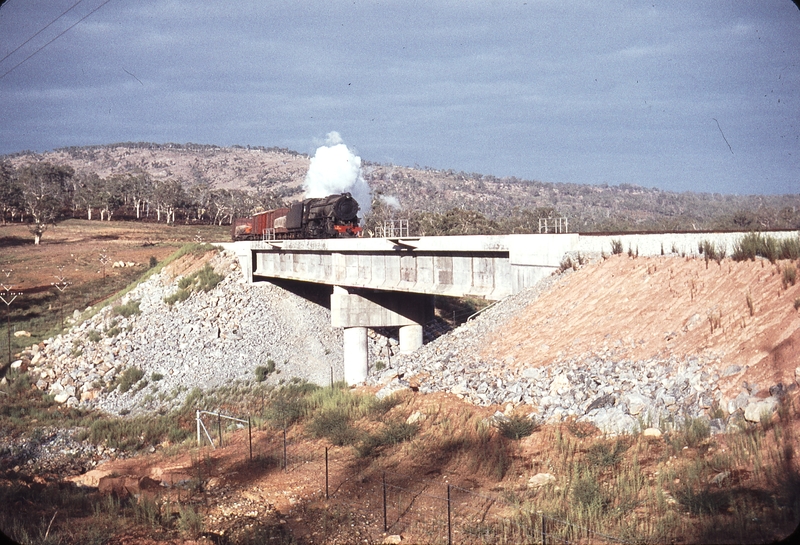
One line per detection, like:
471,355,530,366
164,262,225,306
113,299,141,318
731,232,800,263
699,239,726,266
496,414,538,440
117,366,144,393
782,264,797,289
255,360,276,382
2,363,798,544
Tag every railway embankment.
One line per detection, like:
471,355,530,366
9,244,800,437
372,252,800,434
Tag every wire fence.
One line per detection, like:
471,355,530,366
195,416,629,545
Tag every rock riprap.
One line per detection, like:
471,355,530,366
19,250,344,416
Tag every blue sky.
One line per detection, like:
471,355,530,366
1,0,798,195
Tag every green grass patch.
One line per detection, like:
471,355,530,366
165,263,224,306
113,299,141,318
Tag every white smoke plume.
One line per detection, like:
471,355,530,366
378,194,401,209
304,131,372,216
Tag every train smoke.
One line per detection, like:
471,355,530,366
304,132,372,217
378,195,401,209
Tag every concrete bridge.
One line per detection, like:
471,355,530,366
227,230,798,385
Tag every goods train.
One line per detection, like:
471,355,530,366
232,193,362,240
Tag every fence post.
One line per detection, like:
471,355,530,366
283,427,287,470
382,472,388,533
217,412,222,448
248,417,252,460
196,410,201,446
447,484,452,545
325,447,329,500
540,512,546,545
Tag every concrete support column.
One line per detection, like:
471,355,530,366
399,324,423,354
343,326,368,385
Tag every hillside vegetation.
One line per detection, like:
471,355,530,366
3,143,800,237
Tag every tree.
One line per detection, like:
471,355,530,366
73,172,105,220
0,161,23,224
152,179,186,224
16,162,74,244
113,171,152,219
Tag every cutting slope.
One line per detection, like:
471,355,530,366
482,254,800,397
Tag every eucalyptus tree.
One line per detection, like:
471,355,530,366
16,162,74,244
0,161,22,224
152,179,186,224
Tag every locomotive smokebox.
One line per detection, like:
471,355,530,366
333,193,359,221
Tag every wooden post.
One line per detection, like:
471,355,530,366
248,417,252,460
540,512,546,545
325,447,329,499
447,484,452,545
283,427,287,470
196,410,201,446
217,412,222,448
382,472,388,532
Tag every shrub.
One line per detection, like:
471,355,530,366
118,366,145,393
113,299,141,317
572,471,605,509
165,264,224,305
669,416,711,450
355,420,418,457
164,288,190,306
496,414,538,440
675,486,730,515
178,504,204,538
264,383,317,427
611,239,623,255
699,240,726,264
779,237,800,260
87,329,101,343
586,439,629,467
149,256,158,268
150,372,164,382
255,360,277,382
307,407,360,446
732,233,783,263
782,264,796,289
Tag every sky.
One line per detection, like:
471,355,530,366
0,0,798,196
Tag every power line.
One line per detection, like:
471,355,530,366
0,0,85,67
0,0,114,81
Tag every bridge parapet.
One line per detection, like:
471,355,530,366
248,233,579,300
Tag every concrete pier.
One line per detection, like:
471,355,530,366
331,286,431,384
343,326,368,385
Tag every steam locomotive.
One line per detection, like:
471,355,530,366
232,193,362,240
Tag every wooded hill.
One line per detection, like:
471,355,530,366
2,142,799,238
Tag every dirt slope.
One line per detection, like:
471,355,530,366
482,254,800,398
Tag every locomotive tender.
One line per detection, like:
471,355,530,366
232,192,362,240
